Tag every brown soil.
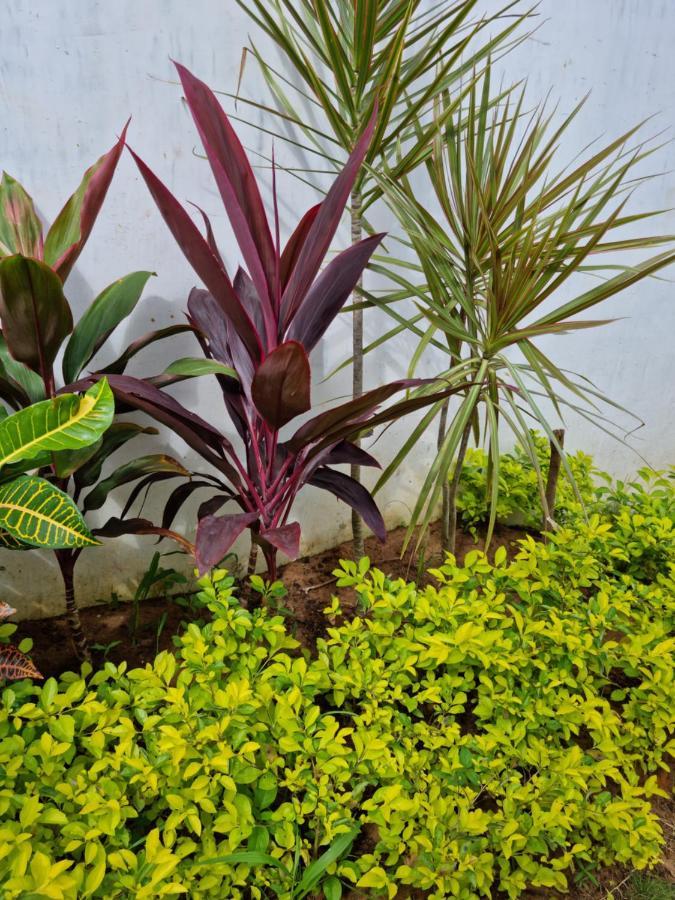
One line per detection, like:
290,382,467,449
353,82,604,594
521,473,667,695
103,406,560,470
16,520,526,679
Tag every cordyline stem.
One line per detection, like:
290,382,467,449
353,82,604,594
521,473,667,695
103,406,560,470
55,550,90,663
246,541,258,577
447,420,472,556
543,429,565,534
350,186,365,559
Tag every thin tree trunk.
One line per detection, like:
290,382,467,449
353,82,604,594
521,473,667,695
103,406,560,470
543,429,565,533
350,187,365,559
56,552,90,662
447,421,472,555
246,540,258,577
438,400,451,551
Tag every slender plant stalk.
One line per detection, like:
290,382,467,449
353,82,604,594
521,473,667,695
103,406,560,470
246,540,258,577
543,429,565,533
447,420,472,555
438,399,451,551
350,187,365,558
56,550,90,662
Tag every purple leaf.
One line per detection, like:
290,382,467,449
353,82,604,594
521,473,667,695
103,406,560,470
197,493,231,520
279,204,320,290
233,267,267,345
309,468,385,541
98,322,195,376
93,516,193,552
251,341,311,429
287,233,383,351
175,62,276,316
187,200,226,268
161,479,215,531
281,110,377,327
195,511,258,574
260,522,301,559
128,145,261,362
288,379,422,452
319,440,381,469
188,288,233,365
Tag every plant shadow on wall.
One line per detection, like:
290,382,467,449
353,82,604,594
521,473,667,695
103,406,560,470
115,61,470,585
0,139,211,661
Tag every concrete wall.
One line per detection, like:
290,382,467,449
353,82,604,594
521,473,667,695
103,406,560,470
1,0,673,617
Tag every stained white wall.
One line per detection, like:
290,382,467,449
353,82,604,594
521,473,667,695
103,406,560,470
1,0,673,617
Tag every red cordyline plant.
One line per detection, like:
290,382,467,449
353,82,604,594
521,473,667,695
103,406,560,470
121,62,463,580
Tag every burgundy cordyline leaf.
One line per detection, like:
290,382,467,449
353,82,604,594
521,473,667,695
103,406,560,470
95,374,245,488
309,468,386,541
288,379,425,452
279,204,320,290
117,466,191,520
233,268,267,346
161,479,216,531
93,517,194,552
99,323,195,376
281,108,377,327
260,522,301,559
251,341,311,429
128,146,261,362
46,121,129,283
316,440,381,469
197,493,231,520
187,201,226,268
0,645,42,681
101,375,224,447
175,62,277,315
188,288,231,364
287,233,384,352
196,511,258,574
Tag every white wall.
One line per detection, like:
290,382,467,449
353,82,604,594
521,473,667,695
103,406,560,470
1,0,673,617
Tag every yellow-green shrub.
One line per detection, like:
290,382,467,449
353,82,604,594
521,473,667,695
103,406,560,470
454,433,598,530
0,474,673,899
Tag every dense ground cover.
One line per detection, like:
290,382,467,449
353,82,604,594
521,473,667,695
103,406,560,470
0,466,673,898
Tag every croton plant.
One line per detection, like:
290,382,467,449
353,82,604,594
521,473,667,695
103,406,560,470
121,62,463,580
0,133,198,659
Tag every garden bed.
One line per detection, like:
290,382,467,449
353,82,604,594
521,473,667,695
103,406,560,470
18,522,530,678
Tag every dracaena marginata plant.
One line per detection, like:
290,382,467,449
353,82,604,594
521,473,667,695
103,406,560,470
234,0,532,556
364,72,675,552
0,380,115,679
0,135,202,659
126,62,464,583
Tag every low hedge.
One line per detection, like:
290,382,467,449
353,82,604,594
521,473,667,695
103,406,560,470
0,473,673,898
